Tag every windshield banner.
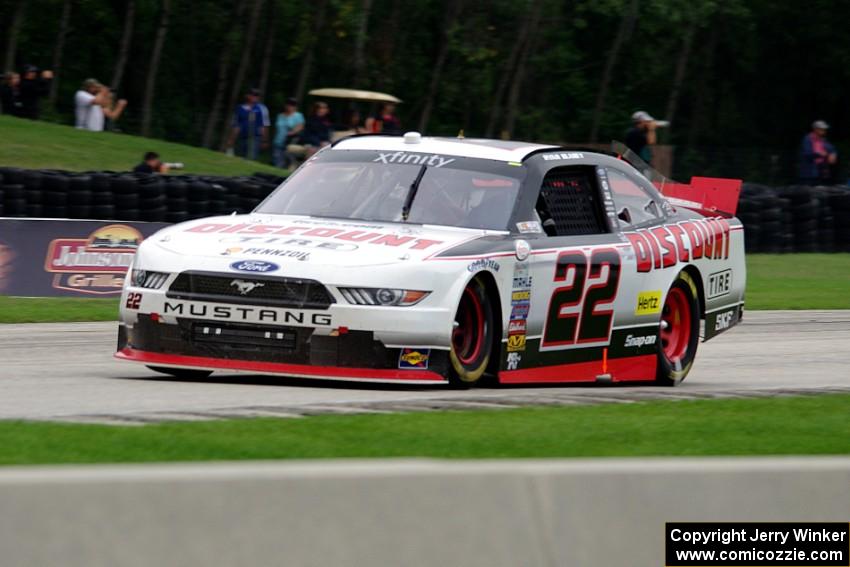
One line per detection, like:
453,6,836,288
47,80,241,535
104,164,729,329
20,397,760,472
0,218,168,297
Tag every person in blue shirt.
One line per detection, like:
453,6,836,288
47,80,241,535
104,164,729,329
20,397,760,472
226,88,270,161
798,120,837,185
272,97,305,168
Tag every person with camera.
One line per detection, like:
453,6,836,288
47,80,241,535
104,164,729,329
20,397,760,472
625,110,665,163
74,78,127,132
132,151,183,174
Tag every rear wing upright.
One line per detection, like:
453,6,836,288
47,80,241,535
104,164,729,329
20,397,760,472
611,142,743,218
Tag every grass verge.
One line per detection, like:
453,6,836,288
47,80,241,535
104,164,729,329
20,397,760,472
1,395,848,465
0,115,282,176
744,253,850,310
0,296,119,323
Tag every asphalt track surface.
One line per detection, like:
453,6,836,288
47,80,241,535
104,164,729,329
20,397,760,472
1,311,848,424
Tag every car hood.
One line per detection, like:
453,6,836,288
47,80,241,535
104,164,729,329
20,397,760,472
146,214,499,268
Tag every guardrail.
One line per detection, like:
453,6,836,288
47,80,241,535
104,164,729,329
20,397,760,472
0,457,848,566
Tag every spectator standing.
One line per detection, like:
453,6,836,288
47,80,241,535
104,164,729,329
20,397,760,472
74,79,127,131
365,102,401,134
18,64,53,119
272,97,305,168
1,72,22,116
302,101,333,157
226,88,270,160
624,110,657,163
799,120,837,185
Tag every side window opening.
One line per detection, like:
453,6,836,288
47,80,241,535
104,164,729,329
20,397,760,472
606,168,663,227
535,167,608,237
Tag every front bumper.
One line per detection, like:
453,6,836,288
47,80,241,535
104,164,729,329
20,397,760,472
116,317,449,384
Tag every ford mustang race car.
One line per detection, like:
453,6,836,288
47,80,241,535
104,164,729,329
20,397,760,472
115,133,745,386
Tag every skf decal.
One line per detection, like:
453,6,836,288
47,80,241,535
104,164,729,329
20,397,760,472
506,352,521,370
507,334,526,352
635,290,662,315
714,310,735,331
187,223,444,251
707,269,732,299
626,218,732,273
398,348,430,369
467,258,500,273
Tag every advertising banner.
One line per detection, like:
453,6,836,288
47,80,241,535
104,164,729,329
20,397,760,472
0,218,168,297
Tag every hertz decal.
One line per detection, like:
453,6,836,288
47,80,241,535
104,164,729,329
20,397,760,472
635,290,662,315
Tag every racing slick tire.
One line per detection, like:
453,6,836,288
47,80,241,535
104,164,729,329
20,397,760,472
656,271,700,386
146,366,213,380
448,277,494,388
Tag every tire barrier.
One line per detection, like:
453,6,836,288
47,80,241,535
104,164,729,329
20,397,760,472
0,167,286,223
3,169,849,253
738,183,850,253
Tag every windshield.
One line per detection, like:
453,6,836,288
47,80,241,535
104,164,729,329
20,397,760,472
256,150,524,230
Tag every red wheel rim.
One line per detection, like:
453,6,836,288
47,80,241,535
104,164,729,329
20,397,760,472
660,287,691,363
452,287,484,365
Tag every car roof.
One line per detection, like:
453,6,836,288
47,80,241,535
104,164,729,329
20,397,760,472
332,134,560,162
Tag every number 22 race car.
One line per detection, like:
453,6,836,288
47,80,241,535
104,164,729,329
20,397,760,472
115,133,745,387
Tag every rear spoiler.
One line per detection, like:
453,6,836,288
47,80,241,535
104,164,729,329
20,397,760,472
656,177,743,218
609,142,743,218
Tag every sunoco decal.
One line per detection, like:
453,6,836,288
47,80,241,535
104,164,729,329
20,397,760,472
398,348,430,369
44,224,141,295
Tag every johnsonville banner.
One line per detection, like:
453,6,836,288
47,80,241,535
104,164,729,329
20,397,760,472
0,218,168,297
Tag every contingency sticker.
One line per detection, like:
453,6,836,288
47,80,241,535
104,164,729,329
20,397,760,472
398,348,430,369
635,290,662,315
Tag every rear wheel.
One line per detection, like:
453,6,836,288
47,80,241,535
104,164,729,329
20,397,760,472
147,365,213,380
448,278,494,387
656,271,700,386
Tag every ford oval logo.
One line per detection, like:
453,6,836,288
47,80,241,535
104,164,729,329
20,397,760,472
229,260,279,273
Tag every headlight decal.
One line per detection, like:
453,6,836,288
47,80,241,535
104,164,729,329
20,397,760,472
338,287,429,306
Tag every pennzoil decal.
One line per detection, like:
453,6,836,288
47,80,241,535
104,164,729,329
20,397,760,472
398,348,430,369
44,224,141,295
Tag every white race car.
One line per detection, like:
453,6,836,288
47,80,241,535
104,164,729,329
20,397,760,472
116,133,745,386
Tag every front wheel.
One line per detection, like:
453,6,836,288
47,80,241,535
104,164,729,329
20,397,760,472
656,271,700,386
147,365,213,380
448,278,494,387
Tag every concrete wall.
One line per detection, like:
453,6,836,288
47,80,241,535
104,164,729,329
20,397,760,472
1,457,848,567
